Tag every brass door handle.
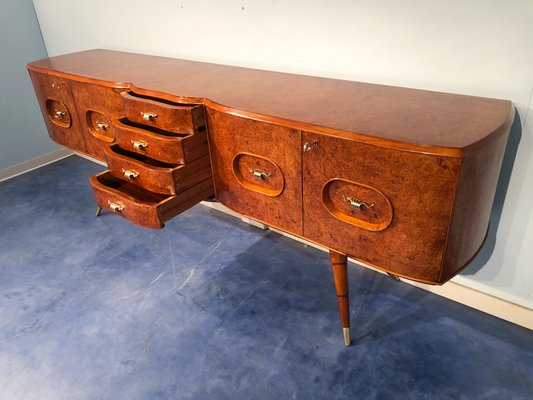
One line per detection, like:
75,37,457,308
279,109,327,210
108,201,125,212
122,169,139,179
55,110,66,118
132,140,148,150
250,169,272,180
343,196,374,211
141,111,157,121
96,122,109,130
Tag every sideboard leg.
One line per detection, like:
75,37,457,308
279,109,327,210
330,250,351,346
387,272,401,282
95,206,102,217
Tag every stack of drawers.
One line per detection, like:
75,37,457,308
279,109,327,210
90,91,214,228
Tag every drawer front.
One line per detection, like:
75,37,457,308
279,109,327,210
114,119,208,164
104,145,212,195
90,171,214,229
302,132,461,283
206,108,303,235
28,70,87,152
69,81,126,161
120,92,205,134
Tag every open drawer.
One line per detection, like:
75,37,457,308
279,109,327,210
120,92,205,135
114,118,208,164
90,171,214,229
104,145,212,195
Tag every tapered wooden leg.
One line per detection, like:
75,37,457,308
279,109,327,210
330,250,351,346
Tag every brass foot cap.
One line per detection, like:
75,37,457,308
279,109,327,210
343,327,351,346
95,206,103,217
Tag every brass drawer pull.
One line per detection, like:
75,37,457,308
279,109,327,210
51,82,63,89
343,195,374,211
122,169,139,179
250,169,272,180
108,201,125,212
96,122,109,130
55,110,66,118
132,140,148,150
141,111,157,121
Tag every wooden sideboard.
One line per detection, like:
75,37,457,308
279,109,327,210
27,49,514,346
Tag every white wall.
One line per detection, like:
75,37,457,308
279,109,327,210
0,0,55,171
32,0,533,309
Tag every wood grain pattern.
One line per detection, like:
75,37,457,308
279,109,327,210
303,131,461,283
28,70,87,152
68,80,127,160
28,49,516,345
27,49,514,284
206,109,303,234
114,119,208,165
330,251,350,329
104,146,212,195
120,91,205,135
441,129,511,281
90,171,214,229
28,49,513,155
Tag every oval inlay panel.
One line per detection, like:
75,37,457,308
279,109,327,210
45,99,71,128
232,152,284,197
86,110,114,142
322,179,393,231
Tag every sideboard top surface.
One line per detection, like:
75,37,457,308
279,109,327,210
28,49,513,152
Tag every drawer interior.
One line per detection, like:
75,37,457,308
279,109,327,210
123,91,199,107
118,118,191,137
94,173,168,203
108,145,177,168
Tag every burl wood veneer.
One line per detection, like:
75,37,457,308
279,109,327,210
28,49,514,346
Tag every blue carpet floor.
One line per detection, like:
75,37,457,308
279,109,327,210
0,155,531,400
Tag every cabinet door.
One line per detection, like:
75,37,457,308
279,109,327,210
68,81,126,160
207,109,303,235
302,131,461,283
28,70,87,153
